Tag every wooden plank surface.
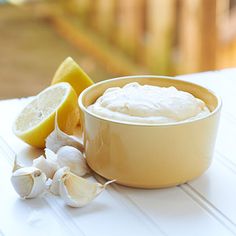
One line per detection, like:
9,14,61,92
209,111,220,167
1,69,236,236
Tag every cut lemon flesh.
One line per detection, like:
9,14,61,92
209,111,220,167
13,82,79,148
51,57,94,96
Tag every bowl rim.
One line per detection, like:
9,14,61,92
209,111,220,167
78,75,222,127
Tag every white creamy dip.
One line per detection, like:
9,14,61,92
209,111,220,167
88,82,210,124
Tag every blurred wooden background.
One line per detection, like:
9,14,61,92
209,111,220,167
55,0,236,74
1,0,236,98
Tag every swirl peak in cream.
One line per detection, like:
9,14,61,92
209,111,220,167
87,82,210,124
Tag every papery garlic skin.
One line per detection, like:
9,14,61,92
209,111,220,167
12,155,23,172
49,167,70,195
11,167,47,199
45,116,84,153
59,172,114,208
33,155,59,179
45,148,57,162
57,146,89,176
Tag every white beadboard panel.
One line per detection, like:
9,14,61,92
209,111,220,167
114,184,234,236
187,157,236,226
180,184,236,234
44,188,164,236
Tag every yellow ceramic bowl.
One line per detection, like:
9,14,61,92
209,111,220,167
78,76,221,188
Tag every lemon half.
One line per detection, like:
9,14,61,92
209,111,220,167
51,57,94,96
13,82,79,148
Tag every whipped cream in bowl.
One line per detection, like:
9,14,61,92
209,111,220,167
88,82,210,125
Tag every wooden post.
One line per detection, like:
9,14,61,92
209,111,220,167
145,0,176,75
116,0,145,60
178,0,217,74
94,0,116,40
201,0,217,71
64,0,92,23
216,0,232,69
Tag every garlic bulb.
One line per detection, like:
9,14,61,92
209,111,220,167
49,167,70,195
57,146,89,176
33,149,59,179
45,114,84,153
11,167,47,199
59,171,115,208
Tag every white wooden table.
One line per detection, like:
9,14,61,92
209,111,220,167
1,69,236,236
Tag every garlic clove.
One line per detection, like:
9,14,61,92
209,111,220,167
45,113,84,153
33,153,59,179
59,172,115,208
27,170,47,199
11,167,47,199
57,146,89,176
11,171,33,198
49,166,70,195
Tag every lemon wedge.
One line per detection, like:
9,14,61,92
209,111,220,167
13,82,79,148
51,57,94,96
